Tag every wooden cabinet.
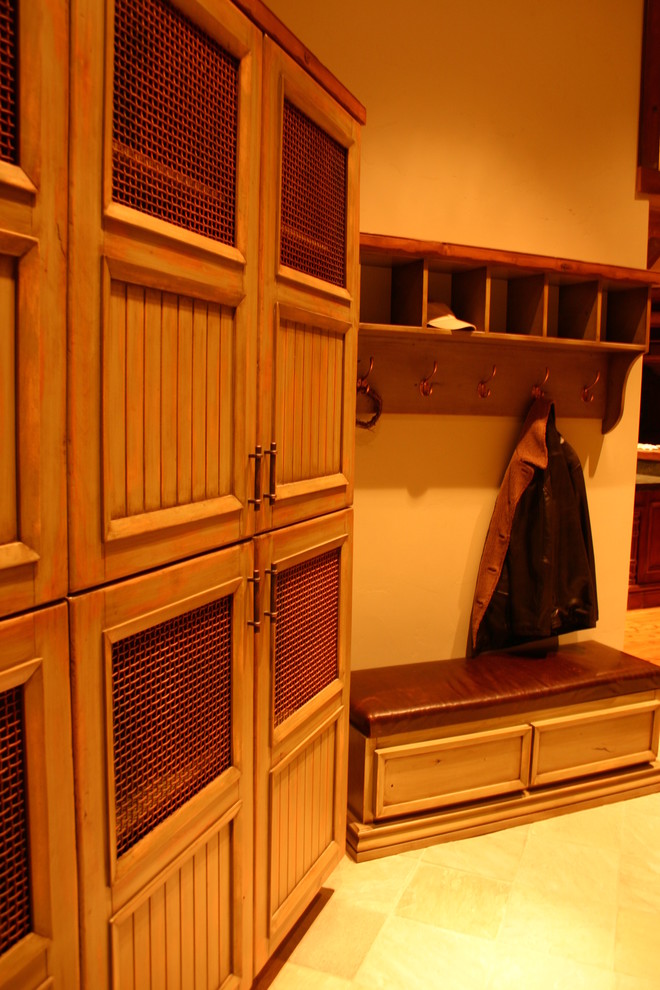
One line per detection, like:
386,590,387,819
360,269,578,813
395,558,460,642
0,0,363,987
0,0,68,619
358,234,657,433
0,605,79,989
64,0,362,987
256,39,360,532
253,509,353,970
0,4,79,988
68,0,263,592
629,482,660,607
69,546,254,988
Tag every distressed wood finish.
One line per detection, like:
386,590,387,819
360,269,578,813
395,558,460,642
374,725,533,820
531,700,660,786
0,605,79,989
269,718,338,918
61,2,362,985
103,282,236,529
275,309,346,487
257,39,360,532
0,0,68,618
69,546,254,989
0,256,17,546
68,0,262,590
253,510,353,972
110,814,237,990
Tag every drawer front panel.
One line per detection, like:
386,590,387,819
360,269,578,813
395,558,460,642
531,700,660,787
374,725,532,820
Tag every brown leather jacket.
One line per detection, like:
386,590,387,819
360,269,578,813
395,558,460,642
470,399,598,655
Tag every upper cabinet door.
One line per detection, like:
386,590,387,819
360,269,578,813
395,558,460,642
258,39,361,532
0,0,68,617
68,0,262,591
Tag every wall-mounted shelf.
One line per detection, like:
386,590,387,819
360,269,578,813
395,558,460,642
358,234,660,433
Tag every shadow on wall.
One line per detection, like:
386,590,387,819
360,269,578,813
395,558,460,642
354,410,605,495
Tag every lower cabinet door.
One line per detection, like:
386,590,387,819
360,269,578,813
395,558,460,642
69,544,254,989
252,510,353,974
0,603,79,989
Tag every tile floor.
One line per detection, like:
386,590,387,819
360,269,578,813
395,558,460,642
254,791,660,989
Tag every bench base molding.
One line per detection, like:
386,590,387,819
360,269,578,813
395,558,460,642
347,761,660,861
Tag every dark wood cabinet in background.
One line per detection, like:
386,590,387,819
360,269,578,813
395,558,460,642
629,482,660,607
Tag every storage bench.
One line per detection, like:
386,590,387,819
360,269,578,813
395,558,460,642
347,640,660,860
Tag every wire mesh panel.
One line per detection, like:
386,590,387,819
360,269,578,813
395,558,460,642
112,0,239,243
111,597,233,857
0,0,17,164
273,549,340,727
0,686,31,956
280,100,346,287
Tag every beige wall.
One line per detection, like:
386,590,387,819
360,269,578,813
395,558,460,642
268,0,649,667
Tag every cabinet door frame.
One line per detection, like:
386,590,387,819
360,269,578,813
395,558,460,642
0,0,68,618
253,509,353,972
0,605,79,989
70,543,255,989
68,0,262,591
257,39,360,533
637,487,660,584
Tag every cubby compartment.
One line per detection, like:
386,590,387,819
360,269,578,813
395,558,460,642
360,262,395,325
488,271,546,336
602,284,650,345
547,279,600,341
427,265,488,331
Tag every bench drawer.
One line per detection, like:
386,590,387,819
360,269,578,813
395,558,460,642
373,724,532,820
531,700,660,787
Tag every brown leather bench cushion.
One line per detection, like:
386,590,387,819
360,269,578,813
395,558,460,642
350,640,660,737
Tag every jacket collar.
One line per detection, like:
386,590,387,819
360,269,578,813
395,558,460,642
515,397,553,471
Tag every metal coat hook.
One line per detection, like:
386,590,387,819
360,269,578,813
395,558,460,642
477,365,497,399
357,356,374,393
419,360,438,397
581,370,601,403
532,368,550,399
356,355,383,429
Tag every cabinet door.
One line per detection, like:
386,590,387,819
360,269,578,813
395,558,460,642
257,39,360,532
68,0,262,590
0,604,79,988
638,488,660,584
253,510,353,972
69,545,255,990
0,0,68,617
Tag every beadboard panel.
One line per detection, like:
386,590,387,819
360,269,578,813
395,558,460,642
104,280,235,525
0,255,17,546
269,718,336,920
111,816,238,990
275,313,344,487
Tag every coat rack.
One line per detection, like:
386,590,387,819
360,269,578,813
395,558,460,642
356,233,655,433
356,336,624,430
